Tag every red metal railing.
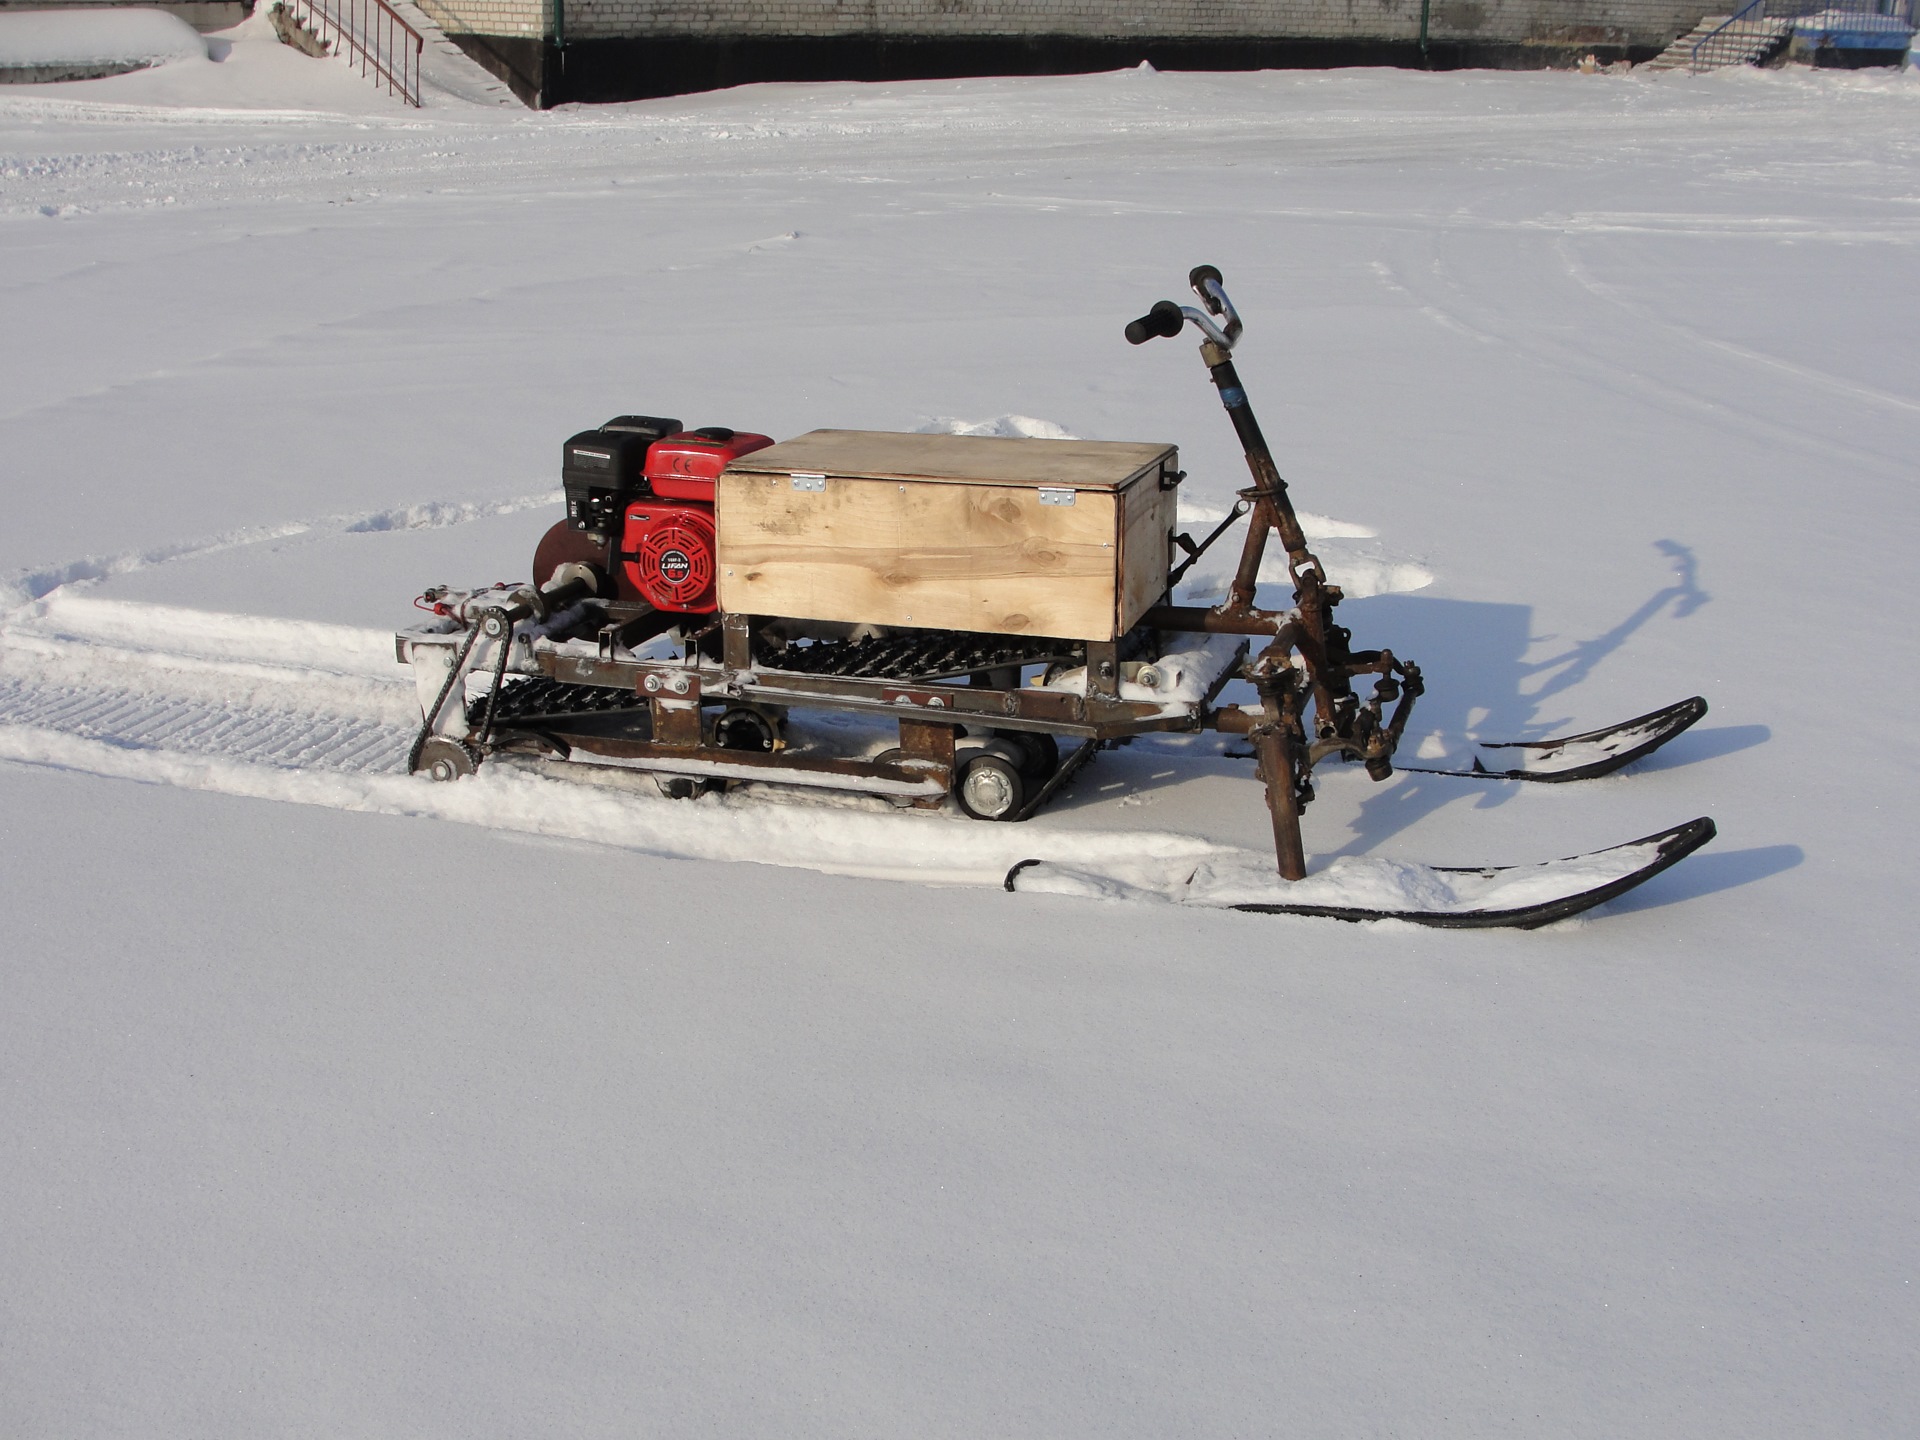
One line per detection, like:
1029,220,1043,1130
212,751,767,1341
290,0,423,107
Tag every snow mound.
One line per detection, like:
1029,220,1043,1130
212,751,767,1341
1791,8,1916,33
344,491,561,535
1176,499,1377,542
0,8,206,70
917,415,1079,439
1170,499,1431,600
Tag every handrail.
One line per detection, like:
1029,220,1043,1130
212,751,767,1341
1690,0,1771,71
290,0,423,107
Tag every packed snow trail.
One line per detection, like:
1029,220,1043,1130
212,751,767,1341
0,580,1247,890
0,677,409,774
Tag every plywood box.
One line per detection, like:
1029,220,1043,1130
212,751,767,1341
716,430,1179,642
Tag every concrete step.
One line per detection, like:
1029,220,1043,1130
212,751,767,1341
1640,15,1792,72
384,0,522,107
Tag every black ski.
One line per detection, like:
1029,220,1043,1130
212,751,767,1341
1006,816,1716,929
1219,817,1715,928
1398,696,1708,783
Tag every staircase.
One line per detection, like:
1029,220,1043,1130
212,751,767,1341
1641,9,1793,71
276,0,521,107
384,0,522,107
282,0,423,104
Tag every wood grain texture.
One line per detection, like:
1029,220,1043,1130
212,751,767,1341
718,473,1124,639
727,429,1174,491
1119,473,1179,632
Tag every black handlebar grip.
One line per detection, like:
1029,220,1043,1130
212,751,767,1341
1188,265,1225,313
1124,299,1186,345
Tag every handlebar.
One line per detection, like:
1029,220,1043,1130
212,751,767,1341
1122,265,1243,350
1124,300,1185,345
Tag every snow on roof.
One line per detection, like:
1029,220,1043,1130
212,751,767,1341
0,6,206,68
1791,8,1917,34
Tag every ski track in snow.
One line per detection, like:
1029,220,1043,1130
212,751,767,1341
0,488,559,606
0,675,409,773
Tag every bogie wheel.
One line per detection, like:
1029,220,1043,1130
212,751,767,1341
656,775,725,800
415,736,480,782
714,706,778,753
956,753,1026,821
1009,731,1059,783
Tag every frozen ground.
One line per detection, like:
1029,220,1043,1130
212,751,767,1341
2,25,1917,1437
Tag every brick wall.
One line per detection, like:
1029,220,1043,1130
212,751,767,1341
416,0,542,39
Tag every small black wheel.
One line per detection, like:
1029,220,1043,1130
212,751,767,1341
956,753,1026,821
656,775,723,799
414,736,480,782
1008,731,1059,783
714,706,777,753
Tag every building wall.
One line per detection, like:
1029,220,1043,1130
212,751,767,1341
417,0,540,40
419,0,1707,48
422,0,1718,107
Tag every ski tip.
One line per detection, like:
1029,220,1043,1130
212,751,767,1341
1632,694,1709,730
1657,813,1717,858
1005,858,1045,892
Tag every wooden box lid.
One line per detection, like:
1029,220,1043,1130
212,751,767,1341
723,429,1175,491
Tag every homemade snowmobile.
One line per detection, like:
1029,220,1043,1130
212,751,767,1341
398,267,1714,927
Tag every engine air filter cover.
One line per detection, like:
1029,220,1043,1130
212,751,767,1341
621,500,718,613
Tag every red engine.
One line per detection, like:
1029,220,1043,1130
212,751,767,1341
622,500,719,612
614,427,773,613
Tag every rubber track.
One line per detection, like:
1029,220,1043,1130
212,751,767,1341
468,674,650,727
757,632,1084,681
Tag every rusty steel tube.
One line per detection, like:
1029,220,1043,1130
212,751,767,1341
1253,718,1308,881
1143,605,1298,638
1210,706,1258,734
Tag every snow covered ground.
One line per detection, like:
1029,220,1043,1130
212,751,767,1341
3,21,1918,1436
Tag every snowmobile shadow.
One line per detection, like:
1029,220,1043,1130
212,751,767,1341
1326,545,1710,857
1635,723,1770,771
1321,592,1542,858
1603,844,1804,913
1041,730,1243,812
1516,539,1709,709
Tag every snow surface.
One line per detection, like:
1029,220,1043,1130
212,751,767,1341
3,36,1918,1438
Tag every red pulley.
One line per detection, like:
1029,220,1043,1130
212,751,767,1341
620,501,717,613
